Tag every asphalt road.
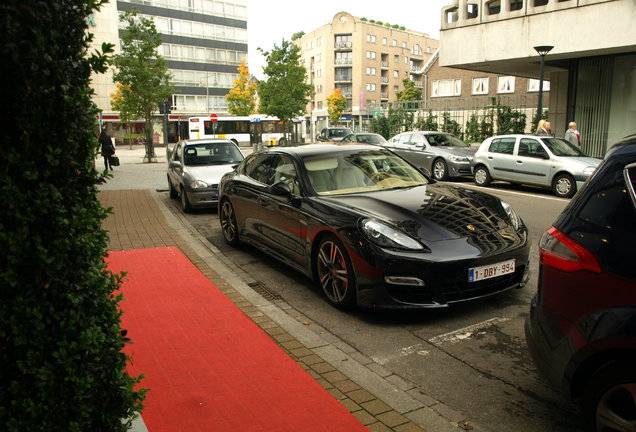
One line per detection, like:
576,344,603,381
170,177,580,432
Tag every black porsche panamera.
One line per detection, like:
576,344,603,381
219,144,530,309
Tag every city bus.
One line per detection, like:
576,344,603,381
187,115,287,147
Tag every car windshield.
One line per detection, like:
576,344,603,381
426,133,469,147
357,134,386,144
541,138,586,156
328,128,351,138
302,149,428,195
183,142,243,166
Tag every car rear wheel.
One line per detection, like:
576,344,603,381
553,173,576,198
432,159,449,181
474,166,492,187
316,234,356,309
168,176,178,199
220,199,239,246
180,187,192,213
580,362,636,432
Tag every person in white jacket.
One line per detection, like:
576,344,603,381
564,122,580,146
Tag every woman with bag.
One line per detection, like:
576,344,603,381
99,129,116,171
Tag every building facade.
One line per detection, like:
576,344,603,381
439,0,636,157
295,12,439,138
90,0,247,144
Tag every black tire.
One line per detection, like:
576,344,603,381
474,165,492,187
432,158,449,181
180,187,191,213
579,362,636,432
220,199,239,246
315,234,356,309
168,176,178,199
552,173,576,198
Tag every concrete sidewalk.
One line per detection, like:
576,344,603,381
97,146,469,432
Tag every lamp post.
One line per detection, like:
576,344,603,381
534,45,553,124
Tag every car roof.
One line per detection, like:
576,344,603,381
265,143,381,157
181,138,235,145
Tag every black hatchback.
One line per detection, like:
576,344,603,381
525,134,636,431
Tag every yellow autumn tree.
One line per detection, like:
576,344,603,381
327,88,347,125
226,59,257,116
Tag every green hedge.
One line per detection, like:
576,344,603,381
0,1,145,430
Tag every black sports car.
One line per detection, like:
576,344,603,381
219,144,530,309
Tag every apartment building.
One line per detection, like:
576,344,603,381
439,0,636,157
90,0,247,143
295,12,439,136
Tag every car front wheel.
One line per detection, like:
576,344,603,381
432,159,449,181
180,187,192,213
580,362,636,432
220,199,239,246
316,234,356,309
474,166,492,186
168,176,178,199
553,173,576,198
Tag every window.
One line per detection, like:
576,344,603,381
392,39,397,47
335,34,352,48
402,41,407,48
382,37,387,45
394,54,400,63
528,79,550,92
316,84,322,93
316,69,322,78
366,34,376,43
335,68,352,81
335,51,352,65
488,138,515,154
518,139,547,158
412,44,423,56
497,76,515,93
366,67,377,76
404,56,408,64
472,78,489,95
510,0,523,11
394,70,399,78
366,83,377,91
394,85,399,93
432,79,462,97
366,51,377,60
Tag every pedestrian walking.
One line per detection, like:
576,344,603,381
536,119,549,135
99,129,115,171
564,121,580,146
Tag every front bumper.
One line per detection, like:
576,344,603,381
448,161,473,178
186,188,219,208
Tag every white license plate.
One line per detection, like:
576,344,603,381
468,259,515,283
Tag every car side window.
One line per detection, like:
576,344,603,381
245,154,271,184
409,134,425,147
173,143,182,162
272,155,301,195
518,138,545,158
488,138,515,154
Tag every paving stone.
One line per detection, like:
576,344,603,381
361,399,392,415
347,389,376,404
376,411,409,428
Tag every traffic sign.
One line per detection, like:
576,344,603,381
210,113,218,122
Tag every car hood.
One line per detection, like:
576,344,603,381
558,156,602,167
184,164,237,185
433,146,477,158
318,184,516,244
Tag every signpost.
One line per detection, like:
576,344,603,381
210,113,218,137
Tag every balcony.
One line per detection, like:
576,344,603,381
334,41,352,50
380,92,389,100
335,58,353,65
381,61,389,69
380,77,389,84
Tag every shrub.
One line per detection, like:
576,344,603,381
0,1,146,431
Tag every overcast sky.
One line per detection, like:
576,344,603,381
246,0,453,79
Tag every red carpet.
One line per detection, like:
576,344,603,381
107,247,367,432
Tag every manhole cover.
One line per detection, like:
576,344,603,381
248,281,281,301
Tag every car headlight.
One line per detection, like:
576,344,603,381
500,201,521,231
449,155,470,163
583,166,596,176
361,219,424,250
190,180,208,189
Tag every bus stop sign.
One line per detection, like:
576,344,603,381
210,113,218,122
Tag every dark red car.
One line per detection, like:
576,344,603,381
525,134,636,431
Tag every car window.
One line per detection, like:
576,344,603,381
427,133,468,147
183,142,243,166
518,138,547,159
173,143,182,161
328,128,351,138
409,134,425,146
272,155,300,195
625,165,636,209
488,138,515,154
365,134,386,145
398,134,411,144
541,137,586,157
245,154,273,184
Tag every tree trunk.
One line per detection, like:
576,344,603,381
144,115,156,163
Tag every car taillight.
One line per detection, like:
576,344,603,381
539,227,601,273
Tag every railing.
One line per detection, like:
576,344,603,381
335,58,353,65
380,92,389,99
381,61,389,68
334,41,353,49
380,77,389,84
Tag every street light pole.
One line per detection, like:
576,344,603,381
534,45,553,125
206,73,209,116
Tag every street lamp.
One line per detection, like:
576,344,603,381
200,74,209,115
534,45,553,125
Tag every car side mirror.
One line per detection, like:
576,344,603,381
169,160,182,169
270,181,292,197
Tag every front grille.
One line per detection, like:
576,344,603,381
386,265,525,305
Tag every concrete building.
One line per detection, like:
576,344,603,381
294,12,439,138
90,0,247,144
439,0,636,157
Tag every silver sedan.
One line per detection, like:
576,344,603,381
382,131,476,181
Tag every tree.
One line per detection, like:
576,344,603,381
111,8,173,163
417,110,439,131
257,39,313,140
226,59,257,116
1,0,145,430
291,31,305,41
327,88,347,125
496,104,527,134
397,79,422,102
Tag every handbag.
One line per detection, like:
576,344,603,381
109,155,120,166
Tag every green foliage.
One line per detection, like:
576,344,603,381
361,17,368,21
371,115,391,139
111,8,174,162
396,78,422,102
0,0,146,430
417,110,439,131
257,39,313,137
441,112,461,137
291,31,305,41
387,106,414,136
465,113,494,143
496,104,527,134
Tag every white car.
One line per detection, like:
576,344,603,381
472,134,601,198
167,139,244,212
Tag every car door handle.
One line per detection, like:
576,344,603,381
258,197,268,207
516,160,523,164
487,156,494,160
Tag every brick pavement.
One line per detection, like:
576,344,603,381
99,189,428,432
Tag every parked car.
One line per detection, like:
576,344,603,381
382,131,476,181
340,132,387,145
316,127,353,142
219,144,530,310
525,134,636,431
472,134,602,198
167,139,244,212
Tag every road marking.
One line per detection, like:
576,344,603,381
371,344,430,365
429,317,509,346
448,182,568,202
